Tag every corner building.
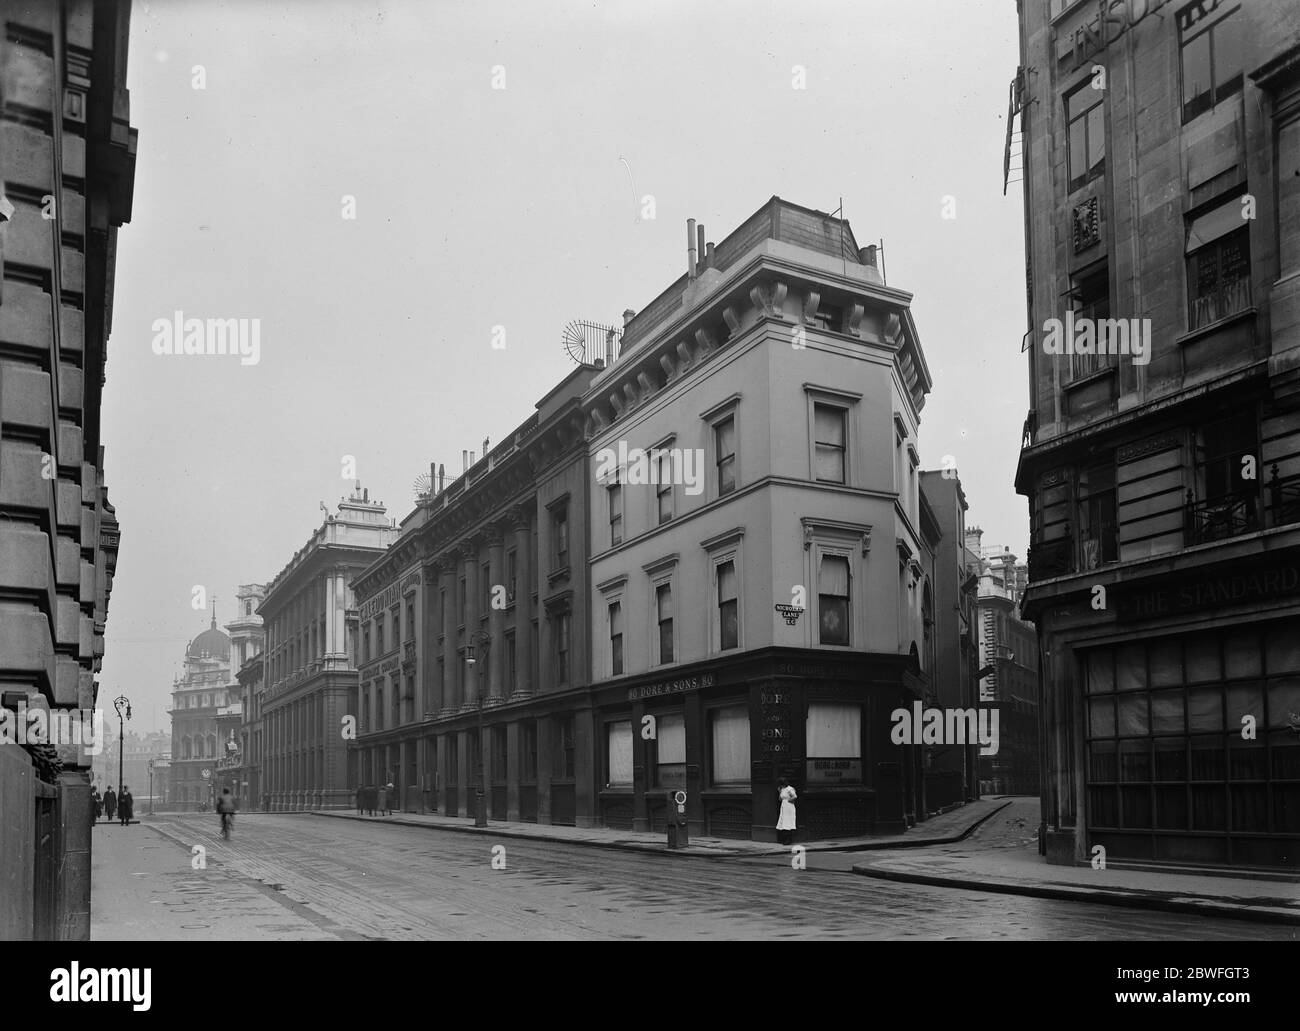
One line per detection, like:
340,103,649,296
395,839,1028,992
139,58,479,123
583,198,934,840
1015,0,1300,868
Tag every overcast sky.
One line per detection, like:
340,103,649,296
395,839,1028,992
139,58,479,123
101,0,1027,734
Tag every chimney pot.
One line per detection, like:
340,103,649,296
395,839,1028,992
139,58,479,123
622,308,636,326
687,218,697,279
860,245,878,268
697,224,706,269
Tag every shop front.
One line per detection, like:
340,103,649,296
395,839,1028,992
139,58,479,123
592,648,923,842
1035,549,1300,870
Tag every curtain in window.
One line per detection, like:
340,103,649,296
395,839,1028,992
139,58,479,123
711,706,750,784
806,702,860,758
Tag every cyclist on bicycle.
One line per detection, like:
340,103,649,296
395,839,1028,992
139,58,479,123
217,787,237,839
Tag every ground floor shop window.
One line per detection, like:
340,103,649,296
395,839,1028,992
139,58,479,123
1084,619,1300,866
806,701,863,783
653,712,686,787
710,706,750,786
607,720,633,788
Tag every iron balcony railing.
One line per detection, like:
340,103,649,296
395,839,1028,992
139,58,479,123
1184,488,1261,545
1268,465,1300,528
1027,537,1073,580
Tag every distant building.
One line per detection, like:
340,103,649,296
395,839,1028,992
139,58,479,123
260,487,397,810
967,536,1039,796
919,473,982,810
168,609,234,810
217,584,266,806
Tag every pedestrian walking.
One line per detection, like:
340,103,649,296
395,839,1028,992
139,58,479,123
356,784,364,815
91,788,102,823
364,784,376,816
118,785,134,826
103,786,117,823
776,777,797,846
383,781,395,816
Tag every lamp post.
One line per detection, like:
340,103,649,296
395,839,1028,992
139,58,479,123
147,759,155,816
465,629,492,827
112,695,131,797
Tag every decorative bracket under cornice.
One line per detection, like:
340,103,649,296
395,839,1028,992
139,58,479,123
749,279,788,320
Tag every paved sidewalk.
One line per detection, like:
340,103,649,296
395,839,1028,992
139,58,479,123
308,796,1010,857
91,820,338,940
850,799,1300,926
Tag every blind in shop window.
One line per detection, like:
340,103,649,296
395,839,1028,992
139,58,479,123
711,706,750,784
657,713,685,764
814,404,844,446
806,702,860,758
718,562,737,604
608,721,633,786
819,554,849,595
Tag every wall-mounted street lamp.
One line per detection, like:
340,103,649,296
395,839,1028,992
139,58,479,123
465,629,492,827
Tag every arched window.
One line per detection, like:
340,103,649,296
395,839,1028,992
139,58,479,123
245,601,252,616
181,736,192,760
207,734,217,758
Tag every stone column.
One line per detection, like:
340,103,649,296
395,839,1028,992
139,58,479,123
458,728,473,817
440,562,457,713
422,561,441,716
462,540,480,710
631,701,649,831
512,507,533,698
334,568,348,661
506,720,521,821
536,714,554,825
573,707,595,829
324,573,336,654
487,530,505,703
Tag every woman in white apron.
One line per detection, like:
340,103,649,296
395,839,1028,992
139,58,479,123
776,778,797,845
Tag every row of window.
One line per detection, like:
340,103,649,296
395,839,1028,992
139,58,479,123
1063,1,1241,195
604,551,851,677
176,691,227,710
177,734,219,760
602,396,855,551
1067,214,1250,385
1045,409,1262,571
605,701,863,788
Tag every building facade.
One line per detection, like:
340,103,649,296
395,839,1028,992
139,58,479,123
968,534,1040,796
581,198,934,841
168,611,232,811
218,583,265,807
1015,0,1300,868
919,472,982,810
0,0,136,939
261,488,397,811
351,367,598,823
